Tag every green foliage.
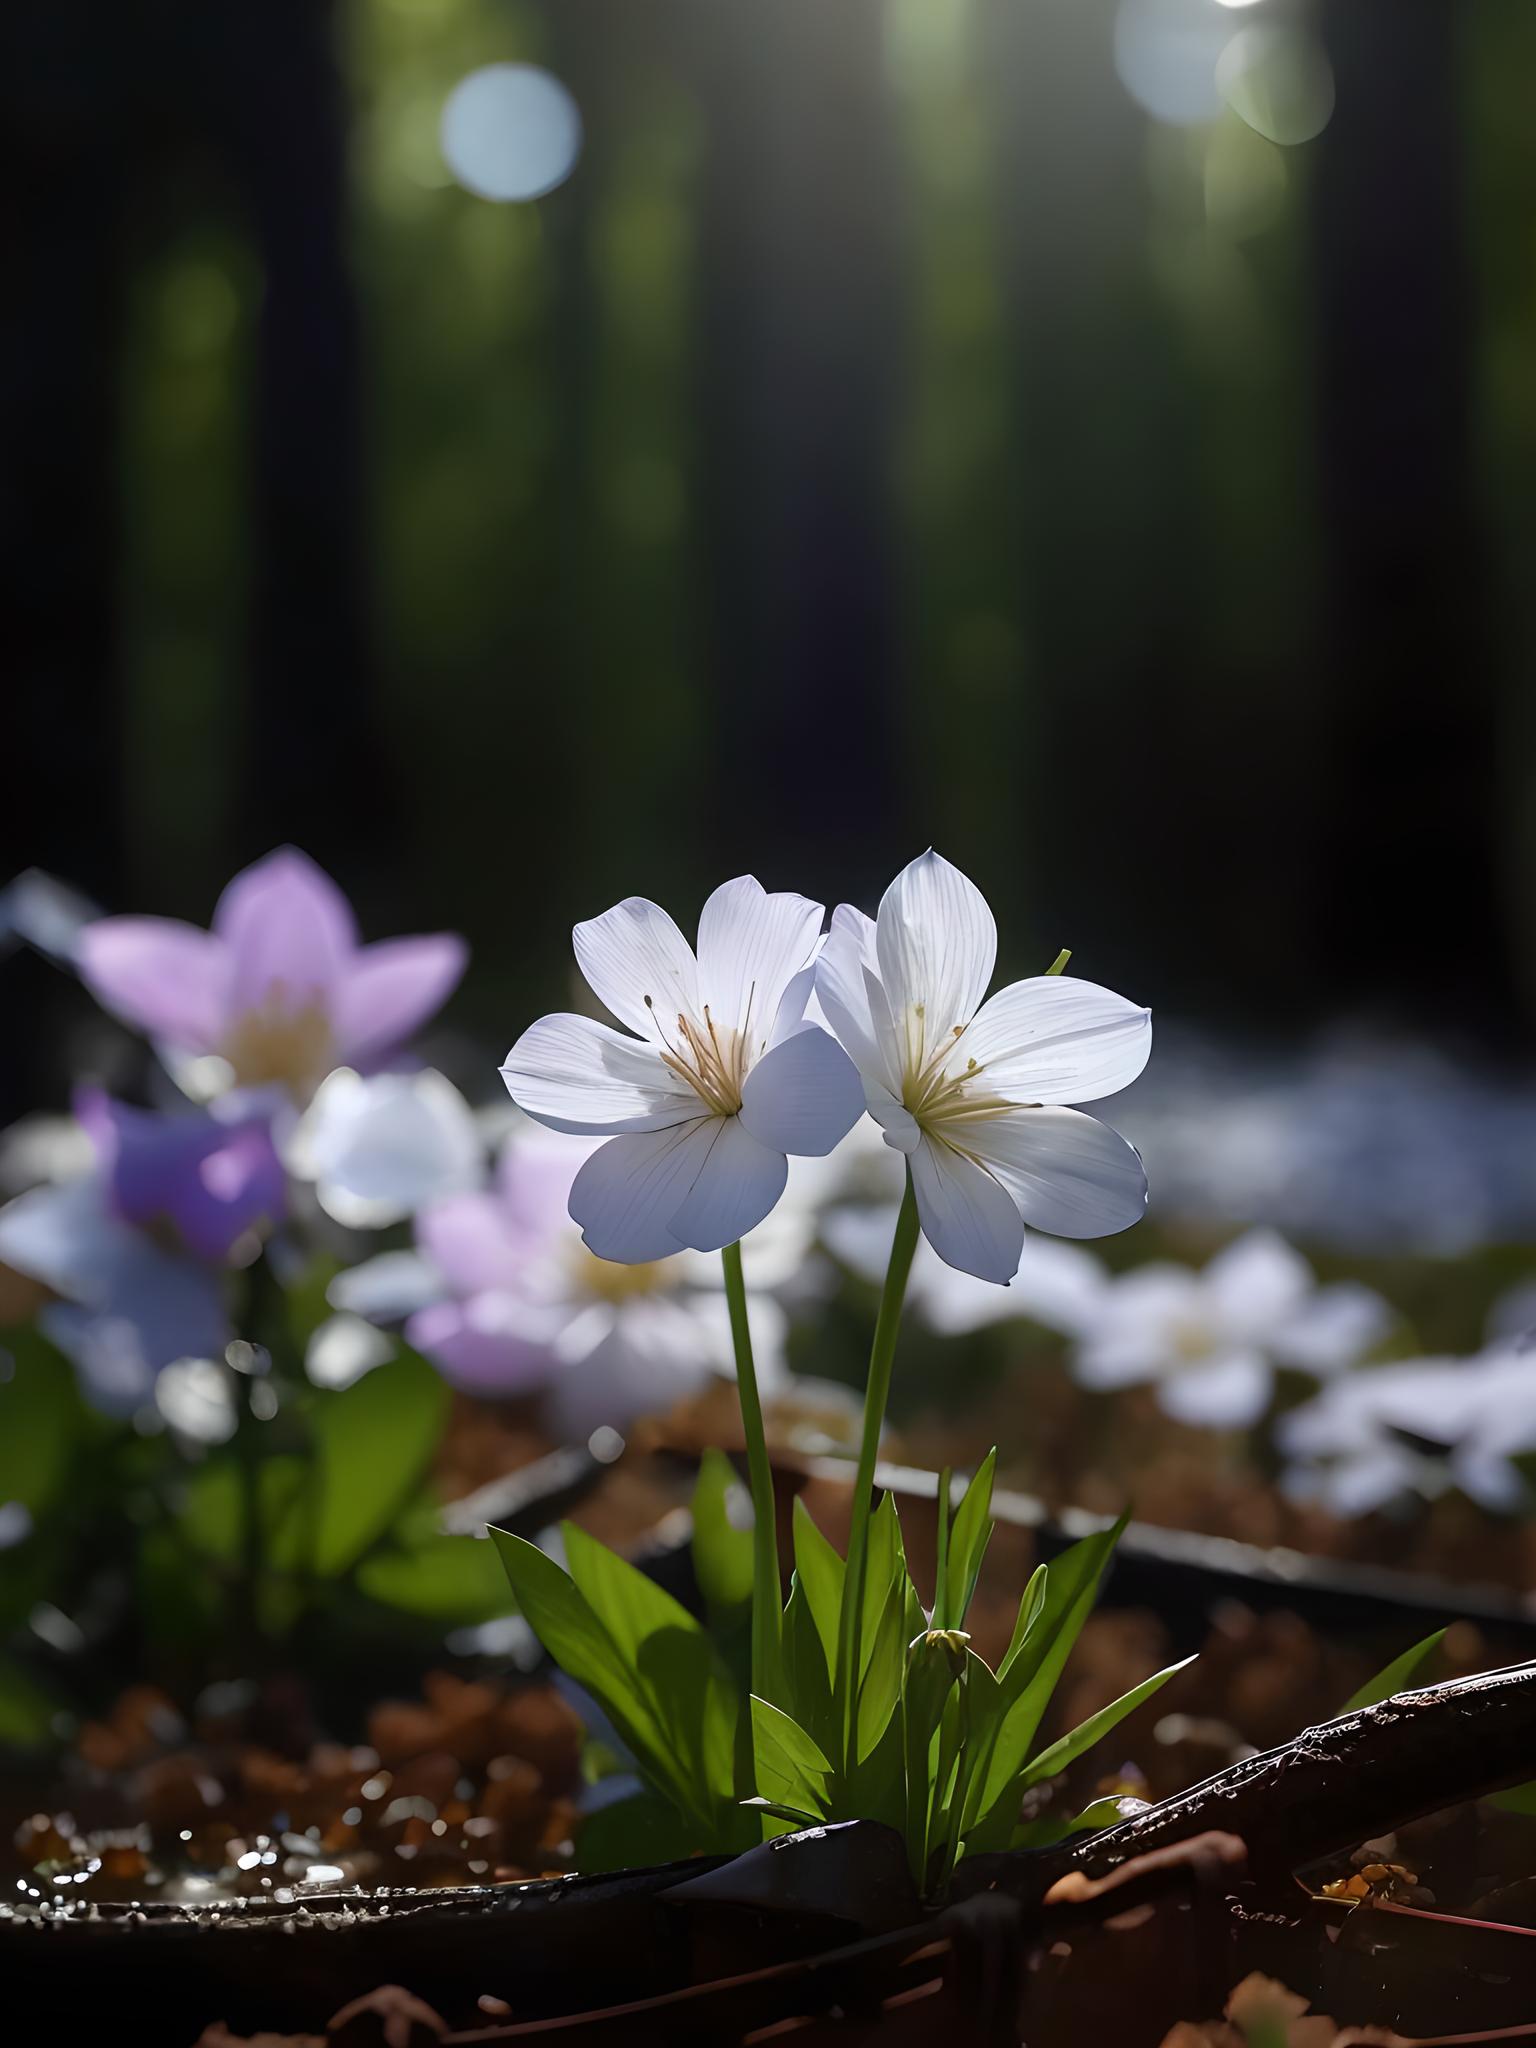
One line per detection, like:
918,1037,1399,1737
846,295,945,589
1342,1629,1446,1713
0,1329,83,1519
308,1351,450,1576
489,1522,754,1853
493,1467,1182,1897
691,1448,754,1622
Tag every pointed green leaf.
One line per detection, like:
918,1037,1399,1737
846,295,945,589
751,1695,834,1818
489,1526,700,1827
963,1517,1127,1849
1009,1794,1136,1849
692,1448,754,1621
1342,1630,1446,1713
932,1466,954,1630
1019,1655,1195,1791
562,1522,742,1808
942,1451,997,1631
742,1796,824,1829
791,1498,845,1684
782,1579,839,1757
999,1564,1048,1678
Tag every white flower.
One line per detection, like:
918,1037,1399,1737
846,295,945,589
1279,1347,1536,1515
287,1068,484,1227
815,851,1151,1282
1073,1229,1392,1429
821,1202,1108,1338
499,877,865,1260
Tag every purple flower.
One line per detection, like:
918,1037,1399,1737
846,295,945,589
76,1088,286,1261
0,1095,285,1414
76,847,467,1099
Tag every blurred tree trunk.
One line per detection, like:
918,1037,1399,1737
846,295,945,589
222,0,387,883
1311,0,1517,1037
690,0,904,910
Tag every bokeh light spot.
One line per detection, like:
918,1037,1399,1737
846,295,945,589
440,63,583,203
1217,25,1336,146
1114,0,1231,127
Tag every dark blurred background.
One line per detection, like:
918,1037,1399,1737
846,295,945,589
6,0,1536,1122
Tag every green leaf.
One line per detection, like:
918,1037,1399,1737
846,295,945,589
179,1452,310,1572
942,1451,997,1631
791,1498,844,1684
750,1695,833,1819
1491,1780,1536,1817
692,1449,754,1620
999,1564,1047,1678
1342,1630,1446,1713
855,1500,915,1760
308,1351,450,1576
562,1522,744,1815
489,1526,697,1823
1018,1656,1195,1790
0,1657,61,1752
355,1532,511,1623
963,1516,1127,1850
902,1633,964,1887
781,1579,839,1758
1010,1794,1134,1849
575,1791,701,1873
932,1466,954,1631
0,1331,80,1519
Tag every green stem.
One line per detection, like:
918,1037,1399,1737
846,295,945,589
835,1169,921,1772
721,1239,780,1698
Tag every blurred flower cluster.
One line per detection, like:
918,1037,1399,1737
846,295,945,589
2,842,1535,1584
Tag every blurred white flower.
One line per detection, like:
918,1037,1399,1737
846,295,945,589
816,851,1151,1282
1071,1229,1391,1429
305,1312,397,1390
1279,1347,1536,1515
334,1129,799,1437
287,1068,484,1227
155,1358,237,1445
821,1202,1108,1338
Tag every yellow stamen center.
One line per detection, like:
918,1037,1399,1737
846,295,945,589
650,996,752,1117
222,985,335,1097
573,1248,672,1303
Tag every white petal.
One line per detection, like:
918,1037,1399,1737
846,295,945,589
573,896,699,1044
1157,1352,1272,1429
814,906,895,1089
1273,1283,1391,1376
1201,1229,1312,1340
667,1114,789,1252
959,976,1151,1105
874,851,997,1039
961,1105,1147,1240
909,1134,1024,1284
500,1012,698,1134
568,1119,716,1262
870,1098,922,1152
695,877,823,1044
739,1026,864,1158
